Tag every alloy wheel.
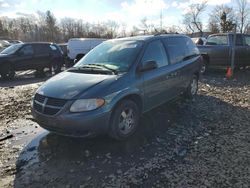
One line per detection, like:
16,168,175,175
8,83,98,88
118,108,135,135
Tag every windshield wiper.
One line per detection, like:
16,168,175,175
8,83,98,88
67,65,115,75
86,64,118,75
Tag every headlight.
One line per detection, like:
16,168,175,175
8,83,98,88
70,99,105,112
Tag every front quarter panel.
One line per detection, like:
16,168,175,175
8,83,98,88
79,72,143,113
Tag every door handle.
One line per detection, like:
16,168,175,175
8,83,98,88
170,72,178,77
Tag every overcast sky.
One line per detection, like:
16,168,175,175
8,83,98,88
0,0,247,30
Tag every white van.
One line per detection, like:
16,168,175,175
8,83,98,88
67,38,106,63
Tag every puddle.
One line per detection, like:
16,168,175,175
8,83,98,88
11,101,190,187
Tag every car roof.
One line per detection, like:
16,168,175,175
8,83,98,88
112,34,189,42
209,33,250,37
23,42,55,45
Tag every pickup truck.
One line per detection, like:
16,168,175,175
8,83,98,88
197,33,250,73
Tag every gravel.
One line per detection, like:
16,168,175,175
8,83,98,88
0,69,249,188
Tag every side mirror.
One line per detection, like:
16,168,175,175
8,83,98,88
139,60,158,72
73,59,78,64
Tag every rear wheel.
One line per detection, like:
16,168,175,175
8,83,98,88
184,75,198,99
200,59,208,74
109,100,140,140
0,65,15,80
35,68,45,78
52,63,61,74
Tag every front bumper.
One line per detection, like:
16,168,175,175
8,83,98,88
32,108,111,137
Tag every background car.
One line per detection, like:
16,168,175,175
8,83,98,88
67,38,106,66
0,40,11,52
191,37,207,45
0,42,64,80
198,33,250,73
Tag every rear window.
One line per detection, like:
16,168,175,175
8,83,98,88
34,44,50,55
163,37,186,64
142,40,169,68
206,35,228,45
184,37,199,56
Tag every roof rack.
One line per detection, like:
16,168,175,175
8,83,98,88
154,32,179,36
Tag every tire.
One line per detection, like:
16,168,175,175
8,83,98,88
0,65,15,80
184,75,198,99
52,63,61,74
200,59,207,74
109,100,140,140
35,68,45,78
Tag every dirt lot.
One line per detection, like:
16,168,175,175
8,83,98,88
0,69,249,188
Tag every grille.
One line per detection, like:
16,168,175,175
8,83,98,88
34,93,67,116
34,93,46,103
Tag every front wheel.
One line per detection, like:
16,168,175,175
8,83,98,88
109,100,140,140
184,75,198,99
0,65,15,80
200,60,207,74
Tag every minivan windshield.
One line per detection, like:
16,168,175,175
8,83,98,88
1,43,23,55
74,40,143,72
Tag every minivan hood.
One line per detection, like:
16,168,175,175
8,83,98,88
37,71,116,99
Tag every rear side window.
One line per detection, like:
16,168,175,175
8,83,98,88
206,35,228,45
185,37,200,57
163,37,186,64
50,45,57,51
141,40,169,68
19,45,34,55
34,44,50,55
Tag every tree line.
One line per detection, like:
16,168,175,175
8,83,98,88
0,0,249,43
0,10,119,43
183,0,250,36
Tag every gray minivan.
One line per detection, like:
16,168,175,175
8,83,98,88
32,34,201,140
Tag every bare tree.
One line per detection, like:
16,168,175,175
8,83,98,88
207,21,220,34
60,17,76,40
236,0,249,33
166,25,184,34
208,5,235,33
45,11,59,42
183,2,207,36
139,17,150,34
105,20,119,38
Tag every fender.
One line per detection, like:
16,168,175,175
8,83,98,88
103,86,143,112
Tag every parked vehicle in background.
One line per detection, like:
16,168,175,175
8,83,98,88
0,42,64,80
67,38,106,66
58,43,69,67
32,34,202,140
7,40,23,44
191,37,207,45
197,33,250,73
0,40,11,52
58,43,67,57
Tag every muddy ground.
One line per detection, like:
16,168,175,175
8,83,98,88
0,69,249,188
